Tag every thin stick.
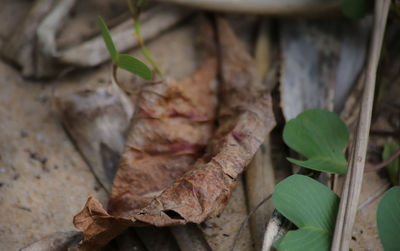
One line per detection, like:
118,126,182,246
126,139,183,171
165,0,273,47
365,148,400,172
230,194,272,251
331,1,390,250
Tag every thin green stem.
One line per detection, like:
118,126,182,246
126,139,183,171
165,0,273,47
126,0,164,78
126,0,136,16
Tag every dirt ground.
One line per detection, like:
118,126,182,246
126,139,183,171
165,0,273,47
0,1,394,250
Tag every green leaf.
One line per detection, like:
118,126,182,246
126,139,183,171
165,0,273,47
342,0,366,19
97,16,118,62
275,227,332,251
283,109,349,174
117,54,152,80
383,142,399,186
272,175,340,251
377,186,400,251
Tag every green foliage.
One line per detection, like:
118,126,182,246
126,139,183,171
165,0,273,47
342,0,367,19
125,0,163,77
377,186,400,251
97,16,118,62
283,109,349,174
97,15,152,80
118,54,152,80
273,175,340,251
383,142,399,186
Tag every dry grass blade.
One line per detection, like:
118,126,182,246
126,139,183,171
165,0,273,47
246,138,275,250
245,18,276,251
331,1,390,250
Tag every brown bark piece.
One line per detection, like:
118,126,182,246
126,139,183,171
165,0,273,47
73,17,275,250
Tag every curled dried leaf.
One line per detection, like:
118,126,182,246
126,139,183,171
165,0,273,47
73,17,275,250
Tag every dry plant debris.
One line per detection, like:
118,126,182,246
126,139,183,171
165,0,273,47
331,1,391,249
72,17,275,250
56,83,134,193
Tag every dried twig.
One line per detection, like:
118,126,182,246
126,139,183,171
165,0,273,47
331,1,391,250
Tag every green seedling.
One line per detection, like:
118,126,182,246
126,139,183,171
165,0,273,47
97,16,152,81
272,109,349,251
283,109,349,174
273,175,340,251
277,109,400,250
126,0,163,77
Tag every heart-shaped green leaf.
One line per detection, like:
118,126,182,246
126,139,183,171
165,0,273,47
117,54,152,80
97,16,118,63
377,186,400,251
283,109,349,174
273,174,340,251
383,142,399,186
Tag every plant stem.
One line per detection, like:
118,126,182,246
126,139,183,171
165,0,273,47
365,148,400,172
113,63,134,94
230,194,272,251
126,0,163,78
331,1,391,250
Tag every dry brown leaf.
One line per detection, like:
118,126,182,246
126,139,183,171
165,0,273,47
108,58,218,216
73,17,275,250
